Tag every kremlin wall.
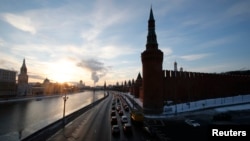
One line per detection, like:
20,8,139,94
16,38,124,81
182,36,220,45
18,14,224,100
163,70,250,103
127,8,250,114
129,68,250,114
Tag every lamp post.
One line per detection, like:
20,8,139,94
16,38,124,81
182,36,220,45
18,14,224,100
63,89,68,126
133,96,135,109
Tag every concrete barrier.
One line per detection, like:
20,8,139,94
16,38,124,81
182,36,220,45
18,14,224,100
22,93,109,141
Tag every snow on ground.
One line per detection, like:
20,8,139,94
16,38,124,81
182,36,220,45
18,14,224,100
121,92,250,116
163,94,250,115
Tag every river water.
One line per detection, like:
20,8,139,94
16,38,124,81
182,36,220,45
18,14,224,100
0,90,105,141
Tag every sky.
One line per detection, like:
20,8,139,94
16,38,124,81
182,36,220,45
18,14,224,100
0,0,250,86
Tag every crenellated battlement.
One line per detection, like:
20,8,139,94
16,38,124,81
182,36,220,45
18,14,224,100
161,70,250,104
163,70,250,79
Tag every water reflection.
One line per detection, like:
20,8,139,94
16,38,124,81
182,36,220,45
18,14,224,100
0,90,104,141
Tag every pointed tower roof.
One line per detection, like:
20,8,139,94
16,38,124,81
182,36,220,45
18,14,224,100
136,72,142,80
146,6,158,50
20,58,27,74
149,6,155,21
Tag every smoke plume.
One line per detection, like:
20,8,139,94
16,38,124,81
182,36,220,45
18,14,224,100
77,59,109,85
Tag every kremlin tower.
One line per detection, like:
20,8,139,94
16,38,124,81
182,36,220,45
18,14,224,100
141,7,164,114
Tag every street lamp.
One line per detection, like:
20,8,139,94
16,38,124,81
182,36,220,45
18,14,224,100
63,89,68,125
132,95,135,110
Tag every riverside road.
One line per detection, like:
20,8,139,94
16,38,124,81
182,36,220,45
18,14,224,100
48,91,153,141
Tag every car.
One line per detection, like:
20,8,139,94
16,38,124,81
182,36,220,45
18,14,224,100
124,105,129,112
185,119,200,127
112,125,120,135
123,123,132,134
143,126,155,137
121,116,128,124
111,110,116,116
130,110,144,123
111,116,117,125
118,110,124,116
116,106,121,111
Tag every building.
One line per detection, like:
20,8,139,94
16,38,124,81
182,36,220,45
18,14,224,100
129,7,250,114
174,61,178,71
141,7,164,114
17,59,31,96
0,68,17,97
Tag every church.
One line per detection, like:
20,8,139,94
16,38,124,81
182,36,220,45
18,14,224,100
17,59,31,96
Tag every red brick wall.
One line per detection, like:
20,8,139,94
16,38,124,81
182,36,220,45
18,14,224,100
163,70,250,104
141,50,164,114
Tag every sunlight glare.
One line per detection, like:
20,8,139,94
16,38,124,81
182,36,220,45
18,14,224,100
47,60,75,83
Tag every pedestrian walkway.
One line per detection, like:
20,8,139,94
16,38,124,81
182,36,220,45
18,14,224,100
120,92,250,117
47,109,92,141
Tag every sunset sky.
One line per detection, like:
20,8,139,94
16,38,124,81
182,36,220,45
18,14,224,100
0,0,249,86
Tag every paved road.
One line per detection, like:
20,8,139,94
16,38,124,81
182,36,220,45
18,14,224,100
47,91,155,141
47,92,112,141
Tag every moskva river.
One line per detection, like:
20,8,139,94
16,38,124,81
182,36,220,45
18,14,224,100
0,90,105,141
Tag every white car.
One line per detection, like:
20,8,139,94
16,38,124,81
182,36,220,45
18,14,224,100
121,116,128,124
185,119,200,127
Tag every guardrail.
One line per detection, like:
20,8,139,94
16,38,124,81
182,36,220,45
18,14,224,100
22,93,109,141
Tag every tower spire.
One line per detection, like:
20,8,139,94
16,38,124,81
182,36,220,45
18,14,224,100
146,6,158,50
21,58,27,74
149,5,154,21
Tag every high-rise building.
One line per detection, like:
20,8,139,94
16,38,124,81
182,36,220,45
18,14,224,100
0,68,17,97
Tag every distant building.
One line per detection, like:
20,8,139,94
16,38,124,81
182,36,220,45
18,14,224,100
31,82,44,95
0,68,17,97
174,61,178,71
78,80,85,91
180,67,183,72
17,59,31,96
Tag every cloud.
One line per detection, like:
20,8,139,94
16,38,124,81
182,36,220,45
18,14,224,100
0,53,20,71
225,1,250,18
197,36,235,49
162,47,173,56
2,13,36,34
77,59,110,84
180,53,211,61
0,38,4,46
28,74,45,81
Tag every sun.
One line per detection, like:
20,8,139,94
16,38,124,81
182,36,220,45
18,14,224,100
47,60,75,83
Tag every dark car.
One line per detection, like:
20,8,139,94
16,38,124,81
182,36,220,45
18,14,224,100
123,123,132,134
111,116,118,125
112,125,120,135
111,110,116,116
118,110,124,116
116,106,121,111
124,105,129,112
